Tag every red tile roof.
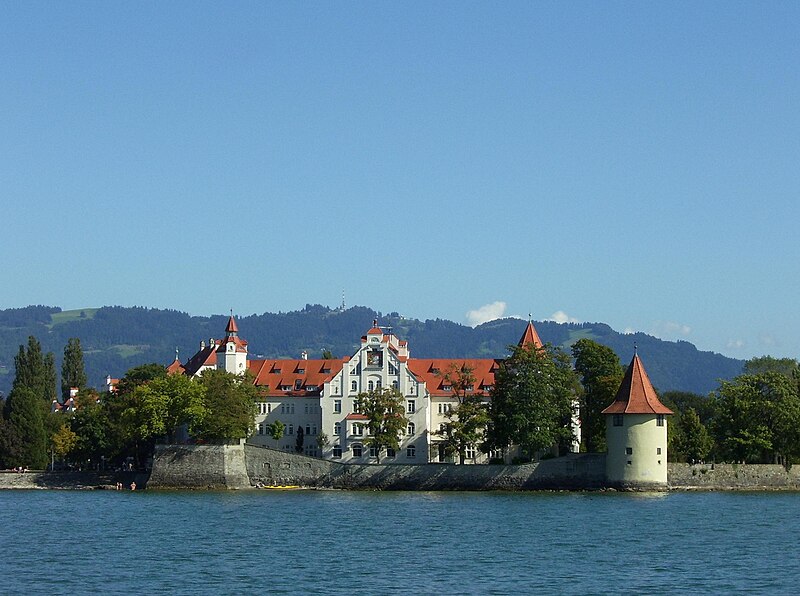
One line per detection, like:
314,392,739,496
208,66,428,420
601,354,674,415
166,358,185,375
407,358,500,397
518,321,543,349
247,358,345,397
226,315,239,334
345,413,369,421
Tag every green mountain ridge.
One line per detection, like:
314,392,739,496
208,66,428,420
0,304,744,397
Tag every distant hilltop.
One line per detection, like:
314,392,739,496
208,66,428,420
0,304,744,396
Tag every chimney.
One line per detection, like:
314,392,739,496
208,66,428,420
200,340,206,350
301,350,308,360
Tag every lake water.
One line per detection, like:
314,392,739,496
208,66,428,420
1,489,798,594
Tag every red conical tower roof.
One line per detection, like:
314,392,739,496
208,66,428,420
601,353,673,415
518,320,543,349
226,315,239,334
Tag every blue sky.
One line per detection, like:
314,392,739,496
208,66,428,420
1,2,798,360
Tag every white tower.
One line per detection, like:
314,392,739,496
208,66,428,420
602,353,673,489
217,315,248,374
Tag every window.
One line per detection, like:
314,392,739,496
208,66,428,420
376,380,381,389
442,385,452,392
351,380,357,392
407,422,415,435
657,414,665,427
627,460,632,465
613,414,623,427
625,447,633,455
288,424,294,435
439,423,447,433
465,446,476,460
267,403,272,413
389,364,397,375
281,404,286,414
386,448,396,458
312,426,317,436
353,424,363,436
657,447,662,455
392,380,398,389
406,445,416,458
304,404,309,414
334,423,341,436
306,425,311,436
369,446,377,458
258,424,264,435
352,444,363,457
294,380,303,391
368,381,374,391
407,400,416,413
333,445,342,458
334,400,342,413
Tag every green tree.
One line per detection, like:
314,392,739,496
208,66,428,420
487,343,579,460
267,420,285,447
435,364,490,464
195,369,259,442
355,387,407,463
51,423,78,463
671,408,713,463
12,337,45,397
743,356,799,377
5,387,48,468
571,339,623,453
61,338,88,401
661,391,715,425
115,363,167,397
711,372,800,465
295,424,305,453
123,374,207,444
70,397,113,466
0,416,22,469
321,349,334,360
316,431,329,452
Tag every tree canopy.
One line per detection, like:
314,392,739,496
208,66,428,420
355,387,407,463
487,343,579,460
572,339,622,452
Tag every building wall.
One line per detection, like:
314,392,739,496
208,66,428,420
605,413,668,487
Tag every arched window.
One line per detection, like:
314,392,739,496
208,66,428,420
392,380,398,389
376,379,381,389
334,423,341,436
368,380,374,391
407,422,415,435
352,444,363,457
351,380,357,392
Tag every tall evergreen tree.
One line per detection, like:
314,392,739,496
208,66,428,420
61,338,88,401
13,336,46,397
5,387,48,468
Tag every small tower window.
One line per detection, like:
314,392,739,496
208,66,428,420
613,414,623,427
657,414,665,427
625,447,633,455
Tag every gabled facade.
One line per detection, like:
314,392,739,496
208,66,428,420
171,316,573,464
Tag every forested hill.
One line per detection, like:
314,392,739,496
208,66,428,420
0,304,744,397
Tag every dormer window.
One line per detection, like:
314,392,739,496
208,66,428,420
294,379,303,390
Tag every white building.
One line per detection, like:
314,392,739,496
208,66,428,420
172,315,572,464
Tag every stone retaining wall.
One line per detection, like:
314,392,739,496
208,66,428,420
148,444,250,489
668,463,800,490
0,470,148,490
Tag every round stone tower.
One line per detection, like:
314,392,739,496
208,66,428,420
602,352,673,489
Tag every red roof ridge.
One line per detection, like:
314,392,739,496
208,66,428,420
601,354,673,415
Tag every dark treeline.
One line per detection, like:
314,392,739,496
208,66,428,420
0,304,744,398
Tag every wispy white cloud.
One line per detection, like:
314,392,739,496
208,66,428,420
727,339,745,349
623,327,637,335
545,310,580,324
466,301,507,327
650,320,692,339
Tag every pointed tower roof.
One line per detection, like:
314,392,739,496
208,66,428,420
518,320,543,349
601,354,673,415
226,315,239,335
